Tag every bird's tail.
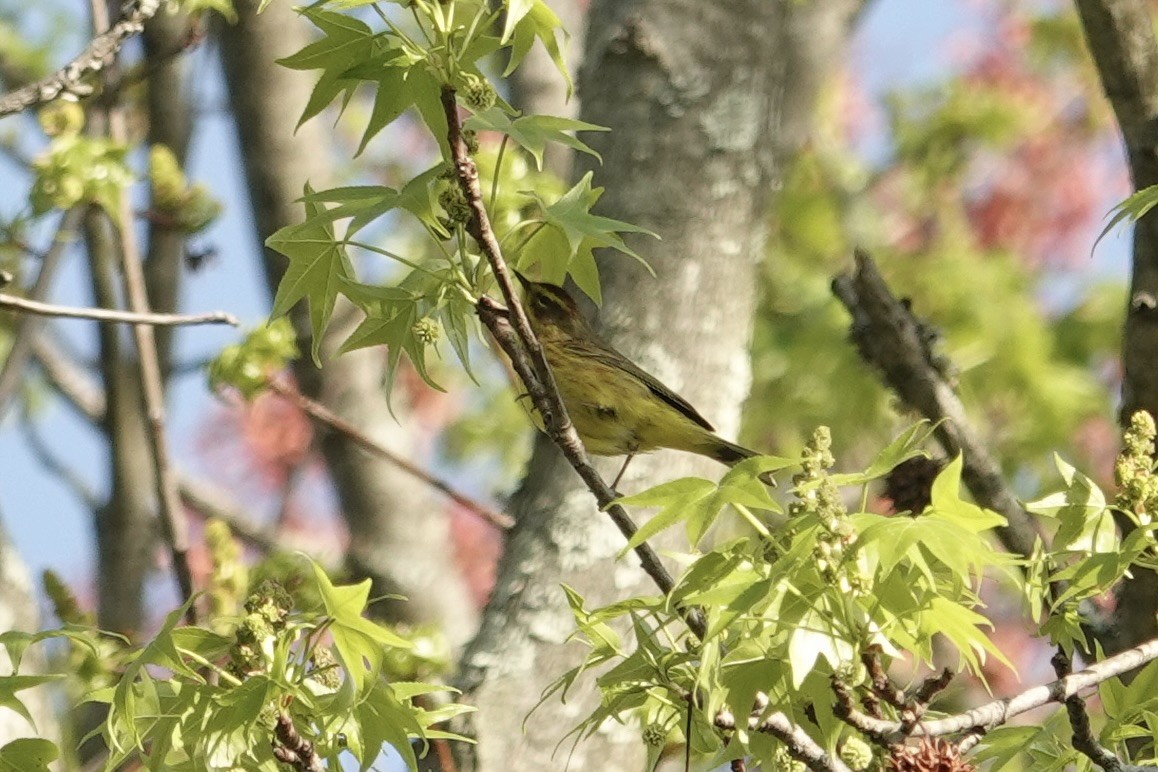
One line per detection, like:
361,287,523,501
712,438,777,486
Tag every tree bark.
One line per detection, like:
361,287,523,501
218,0,479,647
457,2,862,769
1074,0,1158,655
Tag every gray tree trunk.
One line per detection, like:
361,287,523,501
1075,0,1158,656
218,0,479,648
457,2,861,769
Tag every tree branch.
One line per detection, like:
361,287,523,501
1053,648,1137,772
0,206,85,420
31,333,106,421
271,712,325,772
0,293,238,328
831,249,1039,559
714,706,852,772
262,377,514,532
441,86,698,633
837,637,1158,746
0,0,163,117
99,18,197,620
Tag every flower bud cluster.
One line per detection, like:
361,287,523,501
792,427,868,596
1115,410,1158,526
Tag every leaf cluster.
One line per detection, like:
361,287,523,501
0,558,471,771
548,425,1020,768
264,0,653,394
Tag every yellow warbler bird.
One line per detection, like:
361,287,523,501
514,273,774,487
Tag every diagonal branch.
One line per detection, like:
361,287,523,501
0,206,85,420
714,706,852,772
0,0,163,118
31,333,107,421
441,86,698,634
831,249,1039,560
262,377,514,531
1052,648,1138,772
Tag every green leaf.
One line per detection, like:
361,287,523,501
301,166,449,239
465,108,607,170
311,562,411,694
349,53,441,156
0,738,58,772
353,679,426,771
519,172,656,302
862,421,939,482
267,183,355,364
561,584,621,654
440,293,476,381
0,674,62,728
786,608,854,689
1028,455,1115,553
614,477,718,552
928,455,1007,533
924,596,1013,676
338,277,445,400
278,10,378,128
501,0,572,96
1093,183,1158,252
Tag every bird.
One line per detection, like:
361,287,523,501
513,272,774,488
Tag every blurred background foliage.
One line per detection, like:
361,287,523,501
744,5,1124,494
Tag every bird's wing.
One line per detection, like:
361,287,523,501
574,339,717,432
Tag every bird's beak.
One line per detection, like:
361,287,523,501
513,270,532,292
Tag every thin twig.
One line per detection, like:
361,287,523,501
0,293,239,327
0,206,85,420
0,0,163,117
832,249,1040,560
177,474,291,557
99,7,197,622
264,377,515,531
19,409,100,510
440,87,700,634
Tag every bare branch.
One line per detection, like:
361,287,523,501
840,637,1158,745
0,206,85,420
0,0,164,117
831,249,1039,559
31,334,106,421
261,377,514,532
441,87,698,633
714,707,852,772
176,475,279,555
0,293,238,328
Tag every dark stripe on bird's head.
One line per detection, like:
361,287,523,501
516,275,583,327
